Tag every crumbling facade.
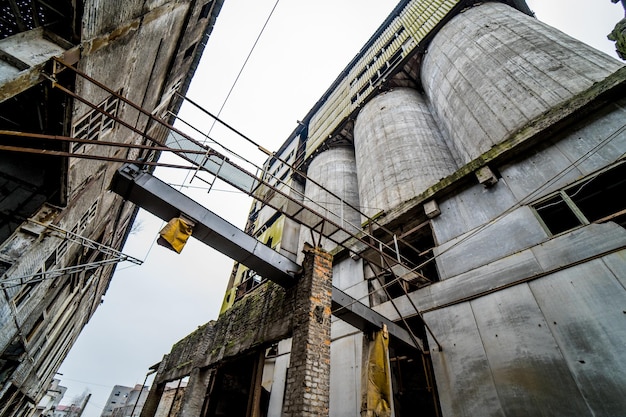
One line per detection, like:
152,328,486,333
0,1,223,416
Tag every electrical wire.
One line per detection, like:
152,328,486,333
186,0,281,183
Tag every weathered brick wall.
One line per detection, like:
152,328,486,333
282,246,333,417
146,247,333,417
153,278,295,386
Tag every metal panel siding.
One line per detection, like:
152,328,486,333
529,223,626,272
425,303,504,417
471,285,593,417
431,177,519,245
602,250,626,289
500,141,585,203
529,261,626,416
435,206,547,280
305,0,460,159
267,350,290,416
329,335,362,416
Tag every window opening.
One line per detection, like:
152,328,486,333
26,314,44,343
198,2,212,20
184,43,197,59
534,193,584,235
388,317,441,417
72,93,121,151
533,162,626,235
236,269,265,300
205,354,257,417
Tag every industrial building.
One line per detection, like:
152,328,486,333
101,384,149,417
0,1,223,416
132,0,626,416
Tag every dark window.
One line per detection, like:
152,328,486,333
72,93,121,151
534,194,583,235
533,162,626,235
184,43,197,59
198,2,212,20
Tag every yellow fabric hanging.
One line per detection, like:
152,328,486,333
157,217,193,253
364,325,392,417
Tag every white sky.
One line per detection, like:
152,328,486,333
57,1,625,415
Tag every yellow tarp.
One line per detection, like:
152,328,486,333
157,217,193,253
364,325,392,417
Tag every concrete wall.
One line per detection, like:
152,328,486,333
372,94,626,415
425,254,626,416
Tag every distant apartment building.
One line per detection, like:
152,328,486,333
34,379,67,417
101,385,148,417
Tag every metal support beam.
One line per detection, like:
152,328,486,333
111,164,301,288
332,287,422,351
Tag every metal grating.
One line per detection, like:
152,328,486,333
0,0,73,40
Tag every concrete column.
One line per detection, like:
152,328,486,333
179,367,213,417
282,245,333,417
139,382,166,417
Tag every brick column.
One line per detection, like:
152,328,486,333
282,245,333,417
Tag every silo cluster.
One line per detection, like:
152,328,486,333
302,1,623,232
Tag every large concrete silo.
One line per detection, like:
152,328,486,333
421,2,624,164
297,146,361,263
353,87,458,219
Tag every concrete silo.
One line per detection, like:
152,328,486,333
421,2,624,163
298,146,361,263
353,87,458,219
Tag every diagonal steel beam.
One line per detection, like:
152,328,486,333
110,164,301,288
332,287,422,351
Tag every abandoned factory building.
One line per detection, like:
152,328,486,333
0,1,223,416
135,0,626,416
2,0,626,417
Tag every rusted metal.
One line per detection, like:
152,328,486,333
0,144,197,170
0,130,209,155
44,58,441,344
48,61,417,279
176,92,432,269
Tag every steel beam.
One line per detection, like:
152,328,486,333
111,164,301,287
332,287,422,351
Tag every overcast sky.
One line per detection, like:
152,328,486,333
57,1,625,415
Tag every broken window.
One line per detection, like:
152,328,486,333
368,221,440,305
72,94,121,151
236,269,264,300
198,2,213,20
533,162,626,235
